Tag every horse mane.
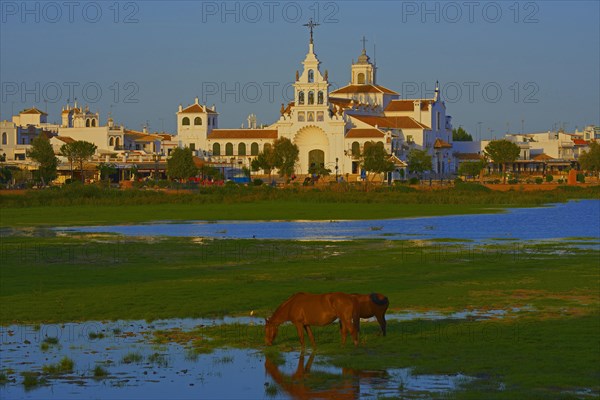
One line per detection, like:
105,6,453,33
268,292,304,322
369,293,389,306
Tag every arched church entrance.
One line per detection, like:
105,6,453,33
308,149,325,172
293,126,329,174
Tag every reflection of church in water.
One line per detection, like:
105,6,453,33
176,21,455,177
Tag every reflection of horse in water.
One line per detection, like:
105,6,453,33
264,352,387,400
352,293,389,336
265,292,360,347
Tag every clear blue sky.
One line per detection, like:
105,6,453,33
1,1,598,139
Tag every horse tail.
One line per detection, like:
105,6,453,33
370,293,389,307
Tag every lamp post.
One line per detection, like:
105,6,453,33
335,157,339,182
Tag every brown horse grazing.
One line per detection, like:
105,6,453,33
265,292,360,347
352,293,389,336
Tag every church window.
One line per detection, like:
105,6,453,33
91,119,96,127
86,119,90,127
317,91,324,104
225,142,234,156
194,117,202,126
436,112,440,131
307,112,315,122
250,142,259,155
357,73,365,84
308,91,314,105
182,117,190,126
308,69,314,83
213,142,221,155
298,91,305,105
351,141,360,157
298,112,305,122
316,111,324,121
115,137,120,148
238,143,246,156
109,137,114,146
2,132,6,145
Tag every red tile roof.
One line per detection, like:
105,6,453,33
533,153,554,161
54,136,75,144
21,107,48,115
209,129,278,139
573,139,589,145
433,138,452,149
346,128,385,138
350,114,430,130
331,84,398,95
180,104,218,114
385,99,432,112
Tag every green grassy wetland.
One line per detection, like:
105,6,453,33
1,234,598,398
1,183,598,226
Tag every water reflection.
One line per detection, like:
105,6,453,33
264,352,386,399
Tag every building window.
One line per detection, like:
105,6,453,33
308,69,314,83
357,73,365,84
317,91,324,104
194,117,202,126
264,143,272,152
238,143,246,156
135,144,140,150
250,142,259,155
91,119,96,127
225,142,233,156
298,112,305,122
213,142,220,155
86,119,90,127
407,135,413,143
436,112,440,131
182,117,190,126
308,91,314,105
316,111,324,121
190,143,195,151
307,112,315,122
298,91,305,105
109,137,114,146
1,132,6,145
115,137,120,148
351,141,360,157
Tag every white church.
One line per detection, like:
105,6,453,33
175,22,454,178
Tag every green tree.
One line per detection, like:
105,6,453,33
28,135,58,185
361,141,394,182
452,127,473,141
484,140,520,183
59,143,76,180
407,148,432,179
251,145,276,177
272,137,299,181
578,142,600,173
167,147,197,182
458,159,487,181
60,141,97,183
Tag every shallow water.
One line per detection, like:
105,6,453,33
0,318,478,399
55,200,600,242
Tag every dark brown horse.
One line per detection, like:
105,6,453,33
352,293,389,336
265,292,360,347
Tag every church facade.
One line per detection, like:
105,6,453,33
176,24,455,178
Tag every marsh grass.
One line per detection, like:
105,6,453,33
1,185,598,226
121,352,143,364
92,365,108,379
42,357,74,375
21,371,46,390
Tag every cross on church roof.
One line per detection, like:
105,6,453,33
361,36,368,52
303,18,320,44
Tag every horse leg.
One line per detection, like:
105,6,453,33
294,323,305,347
376,313,387,336
304,325,316,348
340,319,348,346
